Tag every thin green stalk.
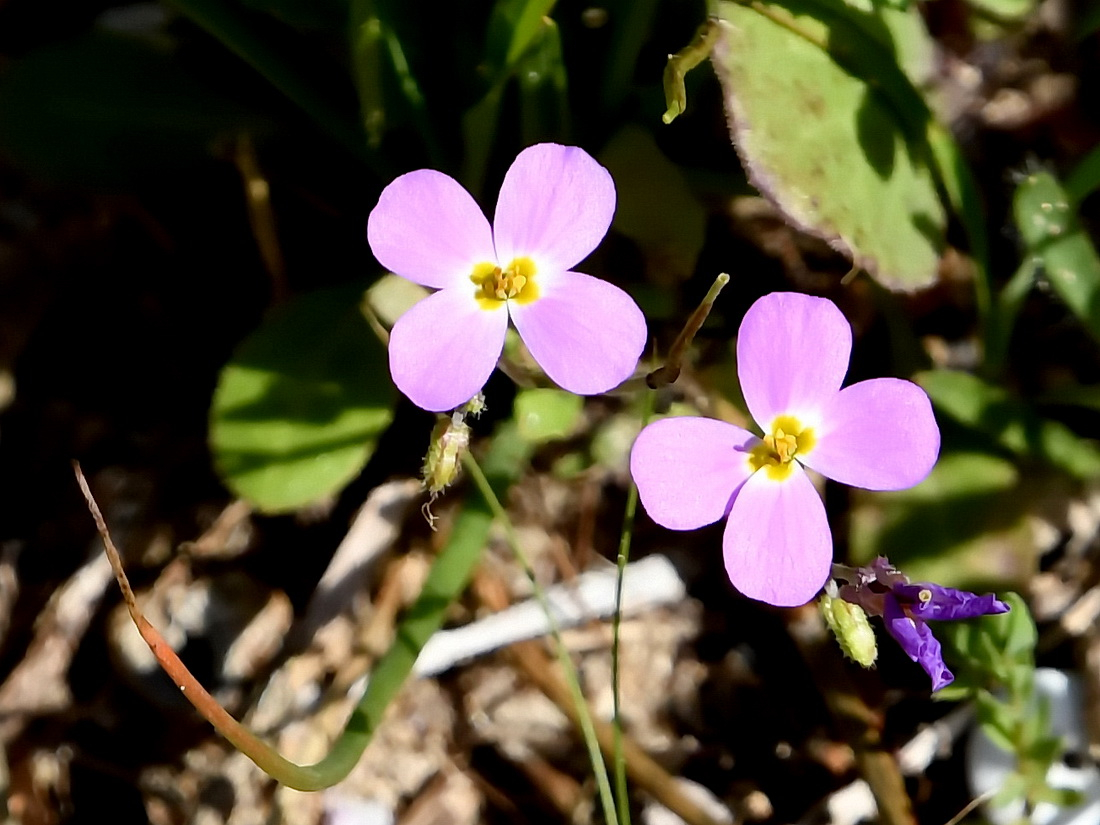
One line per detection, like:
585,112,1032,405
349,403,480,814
461,452,620,825
610,415,649,825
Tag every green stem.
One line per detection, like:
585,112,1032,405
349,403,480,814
461,451,620,825
611,391,656,825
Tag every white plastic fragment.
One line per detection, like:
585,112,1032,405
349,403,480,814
412,555,687,677
641,777,735,825
321,793,395,825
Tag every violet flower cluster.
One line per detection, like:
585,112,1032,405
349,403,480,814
367,143,646,412
630,292,941,607
835,558,1011,690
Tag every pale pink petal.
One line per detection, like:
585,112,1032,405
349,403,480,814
723,465,832,606
736,292,852,429
631,417,757,530
388,288,508,412
367,170,495,289
493,143,616,273
509,270,646,395
801,378,940,490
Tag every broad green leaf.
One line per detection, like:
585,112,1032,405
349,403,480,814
829,0,936,87
600,125,707,285
920,369,1100,479
848,451,1031,590
1037,384,1100,412
709,0,946,290
210,284,394,512
965,0,1036,21
1065,143,1100,203
515,389,584,443
366,274,429,327
1013,171,1100,343
0,32,265,185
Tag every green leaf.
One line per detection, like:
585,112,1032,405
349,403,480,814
210,284,394,513
1066,143,1100,203
1037,383,1100,412
1013,171,1100,343
460,4,560,195
939,592,1028,686
919,369,1100,479
484,0,558,74
974,689,1018,752
849,451,1029,590
709,0,946,290
997,593,1038,663
965,0,1036,21
600,125,707,285
516,17,570,145
515,388,584,443
348,0,440,159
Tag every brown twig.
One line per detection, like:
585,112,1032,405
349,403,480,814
72,462,316,786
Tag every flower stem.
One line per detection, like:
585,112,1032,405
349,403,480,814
461,450,620,825
611,389,656,825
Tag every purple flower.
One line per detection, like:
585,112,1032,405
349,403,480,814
629,292,940,607
367,143,647,412
836,558,1011,690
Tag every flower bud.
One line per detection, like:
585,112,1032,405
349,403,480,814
422,414,471,495
820,590,878,669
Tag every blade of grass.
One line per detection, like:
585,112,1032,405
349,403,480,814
349,0,444,163
169,0,378,170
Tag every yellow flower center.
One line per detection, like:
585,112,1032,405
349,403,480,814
471,257,539,308
747,414,816,481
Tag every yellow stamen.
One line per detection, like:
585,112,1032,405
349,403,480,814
747,414,816,481
470,257,539,308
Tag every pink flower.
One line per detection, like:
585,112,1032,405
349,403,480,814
367,143,647,412
629,292,940,607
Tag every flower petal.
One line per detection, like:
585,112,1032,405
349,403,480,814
388,288,508,412
631,417,757,530
884,597,954,690
736,292,852,429
896,584,1011,621
367,170,495,289
509,270,646,395
722,464,832,606
493,143,616,273
800,378,940,490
